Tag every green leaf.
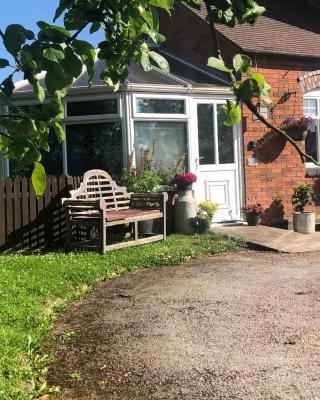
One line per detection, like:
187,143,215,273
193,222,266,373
54,0,74,22
32,161,46,198
90,22,101,34
3,24,34,55
237,78,260,102
233,54,252,73
44,62,73,94
43,47,65,63
149,0,174,10
1,76,15,97
34,81,45,103
149,51,170,73
61,47,83,78
140,51,152,72
249,72,265,87
145,27,165,45
72,40,95,85
0,91,12,106
64,9,86,30
41,99,64,120
0,59,9,68
207,57,232,73
52,121,65,143
260,82,272,105
219,100,241,126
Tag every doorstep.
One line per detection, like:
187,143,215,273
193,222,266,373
213,224,320,253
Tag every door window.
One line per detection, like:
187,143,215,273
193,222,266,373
197,103,235,165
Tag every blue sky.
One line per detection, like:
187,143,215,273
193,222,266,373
0,0,104,83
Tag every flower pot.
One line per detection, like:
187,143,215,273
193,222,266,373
292,211,315,234
285,130,308,141
197,220,210,234
246,212,260,226
138,219,154,234
176,183,193,191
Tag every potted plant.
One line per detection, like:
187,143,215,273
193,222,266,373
194,201,219,234
280,117,314,141
121,148,161,234
174,172,197,190
242,203,264,226
292,184,315,233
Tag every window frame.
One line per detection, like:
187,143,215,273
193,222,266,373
130,93,190,170
303,91,320,172
132,93,188,119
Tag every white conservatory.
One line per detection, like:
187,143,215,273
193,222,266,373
0,48,244,222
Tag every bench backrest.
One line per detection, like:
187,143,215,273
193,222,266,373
69,169,131,211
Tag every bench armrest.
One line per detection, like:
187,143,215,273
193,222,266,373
62,198,105,215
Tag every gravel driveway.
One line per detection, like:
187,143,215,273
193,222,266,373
49,251,320,400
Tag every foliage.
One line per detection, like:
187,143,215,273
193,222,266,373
281,117,314,132
0,234,245,399
0,0,267,197
241,203,264,214
198,200,219,220
291,184,315,212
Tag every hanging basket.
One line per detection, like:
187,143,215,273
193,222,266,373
284,129,308,141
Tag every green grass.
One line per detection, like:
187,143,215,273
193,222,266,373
0,234,245,399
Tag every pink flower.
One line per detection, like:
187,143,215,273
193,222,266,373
175,172,197,186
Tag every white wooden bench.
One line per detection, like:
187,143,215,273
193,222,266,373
62,169,168,253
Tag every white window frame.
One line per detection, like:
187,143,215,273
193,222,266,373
304,90,320,172
130,93,190,169
132,93,188,119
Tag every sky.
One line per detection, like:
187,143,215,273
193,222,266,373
0,0,104,83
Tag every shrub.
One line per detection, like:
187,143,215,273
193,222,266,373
292,184,315,212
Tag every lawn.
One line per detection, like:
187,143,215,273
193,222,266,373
0,234,245,399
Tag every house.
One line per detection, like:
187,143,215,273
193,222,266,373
2,0,320,224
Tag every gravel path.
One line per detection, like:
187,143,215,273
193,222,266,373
49,251,320,400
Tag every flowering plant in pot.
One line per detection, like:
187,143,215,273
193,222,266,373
292,184,315,233
194,201,219,234
241,203,264,226
280,117,314,141
174,172,197,190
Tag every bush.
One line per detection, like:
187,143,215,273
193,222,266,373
292,184,315,213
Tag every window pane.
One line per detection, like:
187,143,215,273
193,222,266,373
303,99,317,117
136,98,185,114
67,99,118,116
217,104,235,164
134,121,187,169
305,123,318,161
197,104,215,165
10,136,63,177
66,122,122,177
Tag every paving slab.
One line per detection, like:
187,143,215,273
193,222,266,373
213,224,320,253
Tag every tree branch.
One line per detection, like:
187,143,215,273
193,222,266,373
204,0,222,59
244,100,320,166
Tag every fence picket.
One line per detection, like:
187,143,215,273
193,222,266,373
0,175,80,251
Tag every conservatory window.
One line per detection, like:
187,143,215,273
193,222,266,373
134,121,187,170
67,98,118,117
135,98,185,115
66,122,122,178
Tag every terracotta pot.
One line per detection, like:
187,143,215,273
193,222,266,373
246,212,260,226
285,129,308,141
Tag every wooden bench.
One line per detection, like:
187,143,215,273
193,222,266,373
62,169,168,253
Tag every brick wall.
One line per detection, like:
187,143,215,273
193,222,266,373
161,5,320,223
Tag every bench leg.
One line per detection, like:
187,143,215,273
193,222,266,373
65,216,72,250
134,221,138,242
100,219,106,255
163,216,167,240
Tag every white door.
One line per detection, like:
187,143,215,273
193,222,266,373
190,100,242,222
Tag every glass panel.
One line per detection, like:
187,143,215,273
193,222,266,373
66,122,122,177
197,104,215,165
67,99,118,116
134,121,187,169
136,98,185,114
217,104,235,164
303,99,317,117
10,136,63,177
305,123,318,161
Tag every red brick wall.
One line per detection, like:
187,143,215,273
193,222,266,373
161,6,320,223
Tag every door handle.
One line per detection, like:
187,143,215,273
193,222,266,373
195,156,204,169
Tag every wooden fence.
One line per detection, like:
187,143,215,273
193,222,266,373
0,175,81,251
